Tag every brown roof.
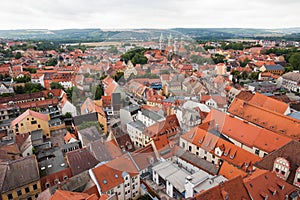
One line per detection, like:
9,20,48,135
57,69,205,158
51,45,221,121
116,133,135,152
0,91,45,104
66,148,99,176
195,176,251,200
235,90,254,101
131,145,157,171
255,140,300,185
87,138,122,163
244,169,298,200
0,156,39,193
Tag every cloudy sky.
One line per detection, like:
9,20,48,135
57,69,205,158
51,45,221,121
1,0,299,30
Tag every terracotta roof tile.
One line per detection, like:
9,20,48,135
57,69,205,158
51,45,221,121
244,169,298,200
228,98,300,139
195,176,251,200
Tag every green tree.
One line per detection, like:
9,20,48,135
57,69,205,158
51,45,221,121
249,72,260,80
288,52,300,70
64,112,72,118
114,71,124,82
50,82,64,90
240,58,250,67
15,52,22,59
94,85,104,100
13,75,31,83
211,54,225,64
45,58,58,66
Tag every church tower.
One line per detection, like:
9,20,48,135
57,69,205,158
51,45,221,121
159,32,164,51
168,33,173,47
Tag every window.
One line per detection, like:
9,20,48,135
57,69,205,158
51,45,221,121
255,149,260,155
281,171,285,176
31,120,37,125
27,197,32,200
212,155,215,159
35,193,39,198
25,187,30,193
63,176,68,180
188,146,192,151
38,124,41,128
21,123,23,126
182,142,185,148
275,168,279,173
33,184,38,190
45,182,50,188
7,193,13,200
17,190,22,196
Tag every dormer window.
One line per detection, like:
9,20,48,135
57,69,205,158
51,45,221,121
293,167,300,186
273,157,290,181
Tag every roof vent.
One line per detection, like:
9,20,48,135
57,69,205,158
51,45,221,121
103,179,107,184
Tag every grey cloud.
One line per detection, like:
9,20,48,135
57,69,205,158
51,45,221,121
0,0,299,29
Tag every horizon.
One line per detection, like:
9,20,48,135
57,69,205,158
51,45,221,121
1,26,300,31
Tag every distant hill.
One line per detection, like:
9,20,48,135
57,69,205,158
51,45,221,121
0,27,299,42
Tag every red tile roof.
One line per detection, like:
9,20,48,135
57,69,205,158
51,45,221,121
50,189,90,200
195,176,251,200
248,93,289,115
219,161,247,179
203,109,291,153
228,98,300,139
243,169,298,200
92,153,139,193
181,125,261,172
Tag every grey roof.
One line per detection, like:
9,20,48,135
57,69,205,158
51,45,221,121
165,167,190,193
31,129,43,141
192,172,227,192
112,93,121,105
128,120,146,131
264,64,284,71
73,113,98,126
179,151,219,175
247,81,277,87
282,72,300,83
152,161,179,179
141,109,164,121
122,104,141,113
0,156,40,193
78,126,103,147
288,111,300,120
38,148,67,177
